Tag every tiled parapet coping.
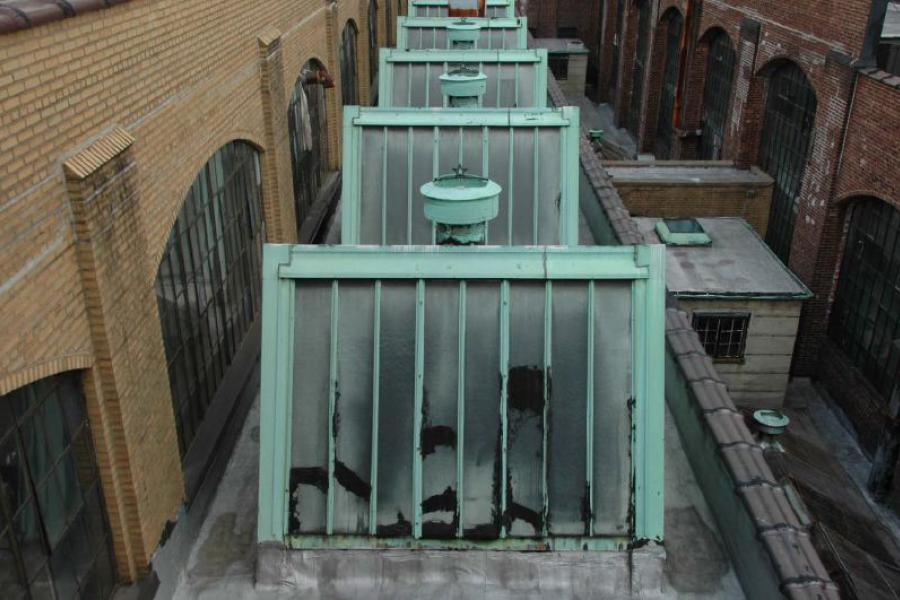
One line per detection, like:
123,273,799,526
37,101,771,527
535,30,841,597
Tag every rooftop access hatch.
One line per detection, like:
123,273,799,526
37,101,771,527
379,49,549,108
397,17,528,50
410,0,516,18
340,107,581,245
257,245,666,550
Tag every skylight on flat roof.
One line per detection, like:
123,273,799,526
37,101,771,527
655,218,712,246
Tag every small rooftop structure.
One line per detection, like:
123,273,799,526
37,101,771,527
378,48,549,108
410,0,516,18
532,38,590,97
636,217,811,409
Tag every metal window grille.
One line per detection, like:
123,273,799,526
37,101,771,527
699,31,736,160
758,62,817,263
692,313,750,362
257,245,666,550
378,49,548,109
397,17,528,51
829,198,900,400
548,55,569,80
339,108,581,247
341,23,360,106
628,0,651,136
288,61,330,229
654,11,683,159
0,373,118,600
154,141,265,458
369,0,378,85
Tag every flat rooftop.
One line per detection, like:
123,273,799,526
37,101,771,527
531,37,590,54
635,217,811,299
604,162,772,186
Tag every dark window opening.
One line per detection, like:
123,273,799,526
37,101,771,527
655,11,684,159
341,21,360,106
699,30,736,160
549,55,570,80
758,62,817,263
368,0,379,85
0,372,118,600
289,61,331,230
610,0,625,98
154,141,265,458
557,27,578,38
692,313,751,362
829,198,900,400
628,0,651,136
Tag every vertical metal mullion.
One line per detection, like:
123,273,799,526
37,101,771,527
425,62,431,106
482,126,490,243
585,281,595,536
407,127,414,244
443,62,450,107
533,127,540,244
499,280,510,538
413,280,426,539
369,281,382,536
456,281,467,538
407,63,413,106
381,127,388,245
542,281,552,536
327,280,339,535
432,126,440,244
507,128,515,243
495,62,502,107
514,63,520,107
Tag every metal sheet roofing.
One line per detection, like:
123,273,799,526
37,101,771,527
397,16,528,50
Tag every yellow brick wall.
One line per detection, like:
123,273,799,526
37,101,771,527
0,0,376,581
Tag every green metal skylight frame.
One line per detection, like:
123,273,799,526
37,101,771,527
378,49,549,108
409,0,516,18
655,218,712,246
397,17,529,50
257,244,666,550
340,106,581,246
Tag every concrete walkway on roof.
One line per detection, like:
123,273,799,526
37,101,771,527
167,395,744,599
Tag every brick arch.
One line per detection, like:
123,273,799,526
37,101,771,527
641,5,684,155
754,55,819,98
698,24,735,47
0,355,94,396
684,26,738,159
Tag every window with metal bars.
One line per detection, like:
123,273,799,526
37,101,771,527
829,198,900,400
628,0,651,136
758,62,817,263
654,10,683,159
692,313,750,362
368,0,378,86
154,141,265,459
341,21,360,106
0,372,117,600
288,61,331,231
699,30,736,160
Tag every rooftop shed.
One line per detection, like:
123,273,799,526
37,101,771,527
410,0,516,18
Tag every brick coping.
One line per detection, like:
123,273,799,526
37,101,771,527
0,0,131,34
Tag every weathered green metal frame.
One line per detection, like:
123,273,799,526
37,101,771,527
409,0,516,18
257,245,666,549
397,17,529,50
378,48,549,108
340,106,581,245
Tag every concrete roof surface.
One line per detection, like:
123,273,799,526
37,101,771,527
605,164,772,186
635,217,811,299
531,37,591,54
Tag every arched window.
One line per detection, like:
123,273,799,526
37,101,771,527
154,141,265,459
610,0,625,100
288,60,331,228
628,0,651,136
341,21,360,106
758,62,817,262
368,0,378,86
654,10,684,159
699,30,736,160
830,198,900,400
0,372,117,599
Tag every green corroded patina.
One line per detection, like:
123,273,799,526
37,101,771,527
257,245,667,549
655,218,713,246
421,164,501,243
440,66,488,106
409,0,516,18
397,17,529,51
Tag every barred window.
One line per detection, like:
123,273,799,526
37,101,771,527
699,30,736,160
0,372,117,600
692,313,750,362
288,61,331,229
829,198,900,400
654,9,683,159
154,141,265,459
341,21,360,106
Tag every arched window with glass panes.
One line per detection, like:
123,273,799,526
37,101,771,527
341,21,360,106
654,9,683,159
699,29,736,160
288,60,331,229
829,197,900,401
154,141,265,462
758,61,817,263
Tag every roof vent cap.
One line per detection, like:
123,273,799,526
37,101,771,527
656,218,712,246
